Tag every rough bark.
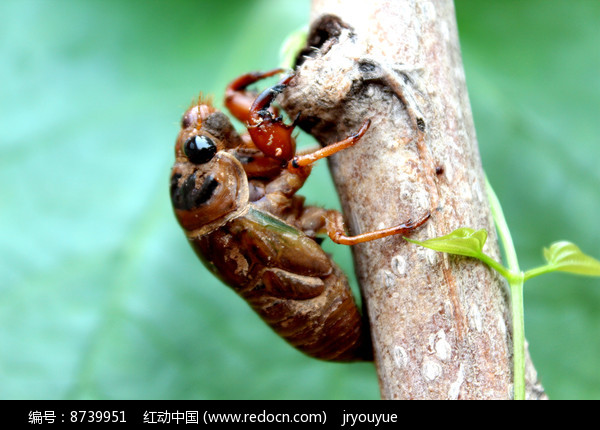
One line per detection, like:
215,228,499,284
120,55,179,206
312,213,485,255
280,0,546,399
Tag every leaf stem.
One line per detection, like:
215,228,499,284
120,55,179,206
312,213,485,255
523,265,555,282
478,253,513,281
485,176,526,400
508,276,526,400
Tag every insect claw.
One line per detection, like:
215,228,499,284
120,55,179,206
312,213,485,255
353,119,371,138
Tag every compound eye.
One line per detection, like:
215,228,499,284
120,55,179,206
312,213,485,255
184,135,217,164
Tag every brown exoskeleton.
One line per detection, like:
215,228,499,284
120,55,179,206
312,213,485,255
170,69,429,361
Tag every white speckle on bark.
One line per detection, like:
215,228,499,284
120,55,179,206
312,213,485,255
440,153,453,182
498,315,507,337
440,18,450,42
393,345,408,368
380,269,396,288
422,358,443,381
421,1,437,21
473,179,484,203
469,304,483,332
415,240,438,265
448,364,465,400
459,180,473,202
433,330,451,361
391,254,407,276
414,189,430,210
507,383,515,400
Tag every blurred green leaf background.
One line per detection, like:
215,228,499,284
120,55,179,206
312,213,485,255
1,0,598,399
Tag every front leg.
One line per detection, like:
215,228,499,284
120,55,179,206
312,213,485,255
224,69,284,124
225,70,298,162
246,74,297,162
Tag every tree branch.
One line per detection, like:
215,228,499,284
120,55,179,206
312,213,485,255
281,0,546,399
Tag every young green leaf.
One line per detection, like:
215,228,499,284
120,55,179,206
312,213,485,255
406,228,488,258
407,227,515,281
542,241,600,276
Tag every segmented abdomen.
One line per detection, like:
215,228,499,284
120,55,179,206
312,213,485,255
190,214,372,362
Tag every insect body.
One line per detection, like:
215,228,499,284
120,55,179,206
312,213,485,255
170,70,429,361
